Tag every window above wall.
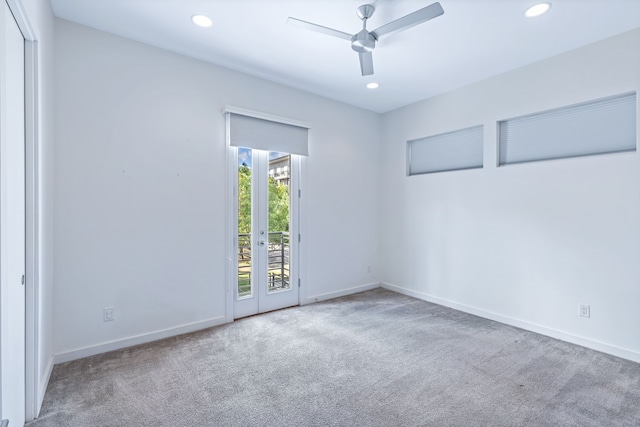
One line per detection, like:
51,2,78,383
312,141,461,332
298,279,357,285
498,92,637,166
407,125,484,176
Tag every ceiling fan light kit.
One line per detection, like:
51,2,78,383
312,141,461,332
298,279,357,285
288,2,445,77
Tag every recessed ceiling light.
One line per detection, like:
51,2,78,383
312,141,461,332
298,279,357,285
524,3,551,18
192,14,212,28
366,82,380,89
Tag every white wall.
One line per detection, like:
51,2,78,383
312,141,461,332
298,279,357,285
54,19,381,359
380,29,640,362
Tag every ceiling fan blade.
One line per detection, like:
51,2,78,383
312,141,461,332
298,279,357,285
287,17,353,41
371,2,444,40
359,51,374,76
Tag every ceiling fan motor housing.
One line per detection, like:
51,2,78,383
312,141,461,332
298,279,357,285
351,30,376,53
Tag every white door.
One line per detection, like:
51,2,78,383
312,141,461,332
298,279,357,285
233,148,300,318
0,0,26,425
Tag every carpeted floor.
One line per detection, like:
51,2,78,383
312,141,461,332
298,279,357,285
28,289,640,426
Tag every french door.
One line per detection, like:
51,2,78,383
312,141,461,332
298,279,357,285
233,147,300,318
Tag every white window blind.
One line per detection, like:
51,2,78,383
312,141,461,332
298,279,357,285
408,125,483,175
499,93,636,165
227,112,309,156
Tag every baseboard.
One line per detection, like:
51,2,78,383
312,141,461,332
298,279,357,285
302,282,381,305
382,282,640,364
37,355,54,416
53,315,229,364
53,283,383,364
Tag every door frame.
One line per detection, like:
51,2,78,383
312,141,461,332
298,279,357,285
224,108,307,321
5,0,40,421
227,147,301,319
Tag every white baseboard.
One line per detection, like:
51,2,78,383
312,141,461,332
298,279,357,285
302,282,381,305
53,282,383,365
37,355,54,416
53,316,229,364
382,282,640,364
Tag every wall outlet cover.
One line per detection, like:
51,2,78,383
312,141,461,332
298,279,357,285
579,304,590,318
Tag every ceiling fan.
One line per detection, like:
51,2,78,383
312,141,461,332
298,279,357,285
287,2,444,76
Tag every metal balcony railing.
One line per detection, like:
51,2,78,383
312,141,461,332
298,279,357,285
237,232,290,297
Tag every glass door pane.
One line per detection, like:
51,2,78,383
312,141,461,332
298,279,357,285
267,152,291,294
237,147,252,298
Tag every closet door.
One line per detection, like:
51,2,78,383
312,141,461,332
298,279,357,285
0,1,26,425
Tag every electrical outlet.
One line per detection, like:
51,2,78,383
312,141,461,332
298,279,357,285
103,307,115,322
367,265,371,274
579,304,590,318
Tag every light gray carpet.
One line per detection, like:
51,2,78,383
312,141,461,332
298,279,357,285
28,289,640,426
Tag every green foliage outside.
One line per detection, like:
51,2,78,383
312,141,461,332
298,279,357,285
238,163,290,233
268,177,290,232
238,164,252,234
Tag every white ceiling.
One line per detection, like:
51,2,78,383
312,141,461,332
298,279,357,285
50,0,640,113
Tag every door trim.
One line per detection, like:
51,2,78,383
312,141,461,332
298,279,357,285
224,115,237,323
